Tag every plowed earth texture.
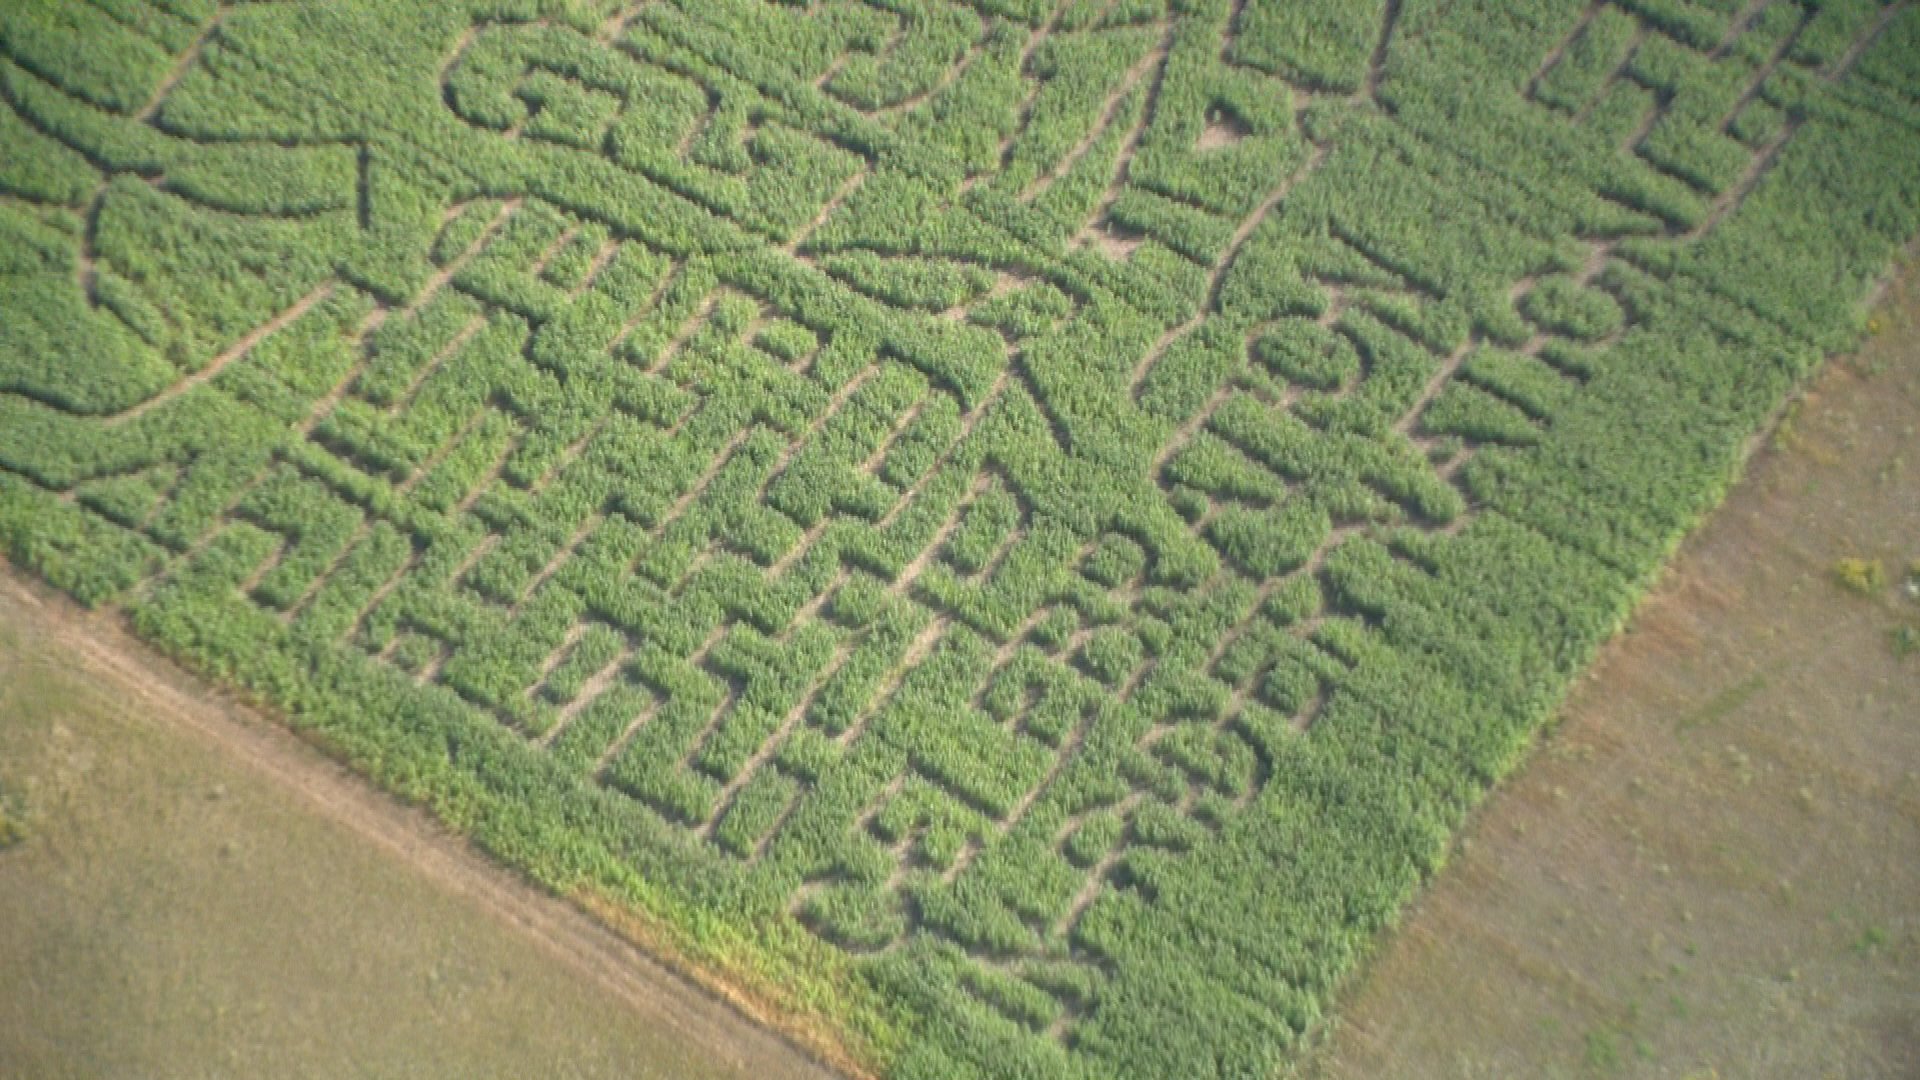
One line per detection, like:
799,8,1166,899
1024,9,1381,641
1,1,1916,1076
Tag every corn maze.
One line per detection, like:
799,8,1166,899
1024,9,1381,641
2,0,1917,1075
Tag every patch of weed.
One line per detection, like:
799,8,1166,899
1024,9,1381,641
1584,1028,1621,1071
1892,624,1919,659
1852,926,1889,956
0,793,24,849
1832,557,1886,596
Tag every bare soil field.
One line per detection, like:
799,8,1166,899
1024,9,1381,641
1298,269,1920,1077
0,572,837,1080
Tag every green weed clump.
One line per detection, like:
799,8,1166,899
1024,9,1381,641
2,0,1918,1074
0,787,23,850
1891,625,1919,660
1833,557,1886,596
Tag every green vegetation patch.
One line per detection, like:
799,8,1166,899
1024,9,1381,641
3,0,1918,1075
0,797,23,850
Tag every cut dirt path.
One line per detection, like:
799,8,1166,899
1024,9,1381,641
0,571,843,1080
1295,262,1920,1077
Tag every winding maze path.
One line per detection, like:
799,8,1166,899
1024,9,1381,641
1,0,1917,1075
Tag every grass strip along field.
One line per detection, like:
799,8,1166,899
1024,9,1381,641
1,0,1916,1075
